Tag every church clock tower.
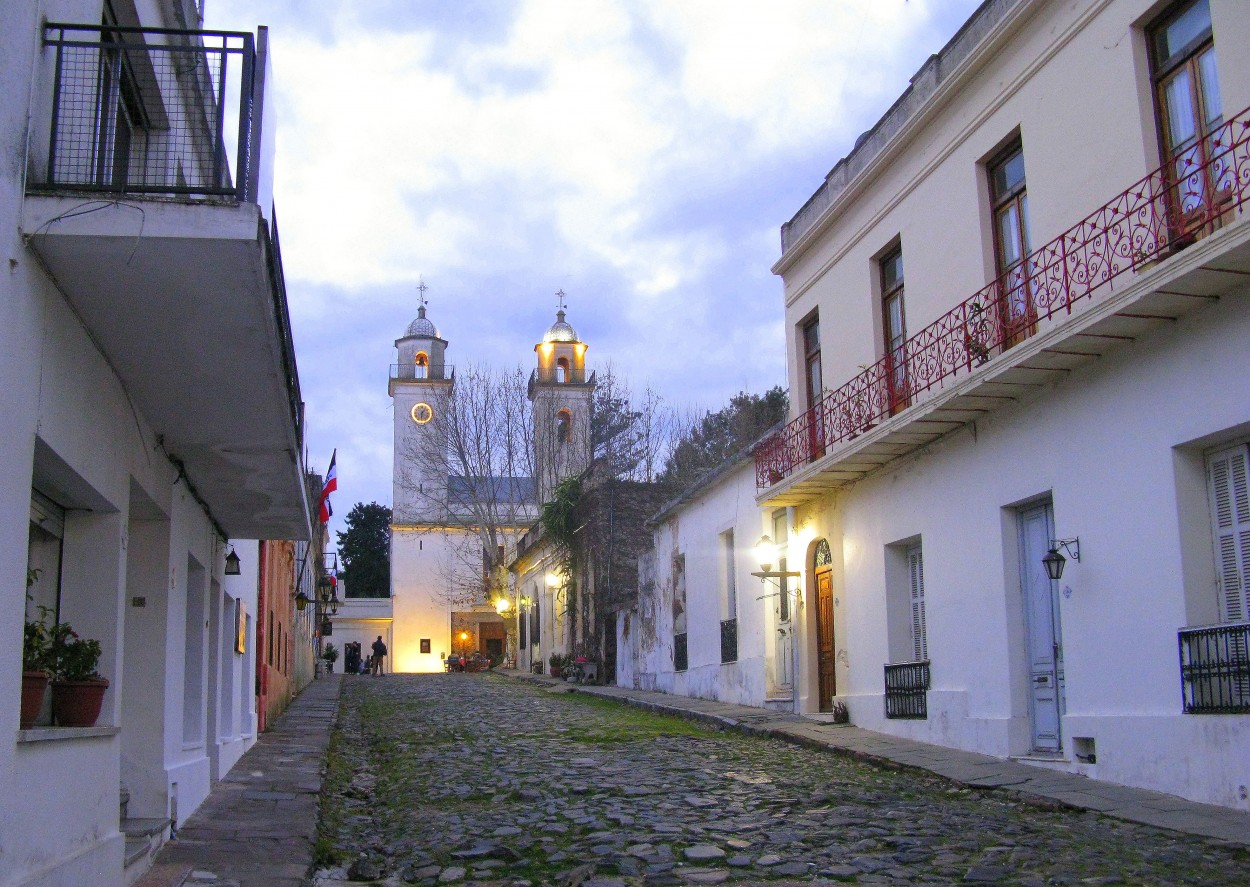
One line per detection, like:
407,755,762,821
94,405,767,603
390,289,451,523
530,292,595,504
388,288,455,674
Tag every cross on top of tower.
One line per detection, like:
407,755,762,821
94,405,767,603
555,289,567,311
417,279,429,310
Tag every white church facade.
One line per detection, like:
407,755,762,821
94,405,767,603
384,300,594,671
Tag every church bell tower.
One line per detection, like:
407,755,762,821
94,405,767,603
530,292,594,503
390,286,452,523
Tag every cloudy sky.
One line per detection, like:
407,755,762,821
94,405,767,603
202,0,982,540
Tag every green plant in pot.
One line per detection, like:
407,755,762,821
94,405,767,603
323,642,338,673
47,620,109,728
21,595,53,729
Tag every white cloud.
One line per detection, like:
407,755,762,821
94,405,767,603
204,0,983,527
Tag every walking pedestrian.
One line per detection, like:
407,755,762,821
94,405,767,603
371,635,387,675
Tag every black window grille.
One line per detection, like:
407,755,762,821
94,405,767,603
884,660,930,719
720,618,737,664
674,632,688,672
38,23,257,198
1179,623,1250,714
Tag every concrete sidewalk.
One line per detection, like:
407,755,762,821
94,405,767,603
135,674,343,887
500,669,1250,848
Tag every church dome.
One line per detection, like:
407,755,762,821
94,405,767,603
542,309,578,343
405,304,440,339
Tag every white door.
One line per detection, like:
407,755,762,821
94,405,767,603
1020,503,1065,753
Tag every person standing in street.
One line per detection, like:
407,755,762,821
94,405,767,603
371,635,387,676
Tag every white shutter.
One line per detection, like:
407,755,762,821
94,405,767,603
1208,445,1250,623
908,545,928,661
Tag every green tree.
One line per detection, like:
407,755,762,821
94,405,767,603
659,387,788,490
337,502,392,598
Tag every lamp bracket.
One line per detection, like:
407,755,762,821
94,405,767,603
1050,537,1080,562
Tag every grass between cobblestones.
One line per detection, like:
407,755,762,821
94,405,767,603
312,675,1250,886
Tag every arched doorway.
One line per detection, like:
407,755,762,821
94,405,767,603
812,538,835,712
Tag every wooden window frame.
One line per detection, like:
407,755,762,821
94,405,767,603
988,142,1035,347
880,247,909,414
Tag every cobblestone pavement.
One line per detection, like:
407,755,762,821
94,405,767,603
312,675,1250,886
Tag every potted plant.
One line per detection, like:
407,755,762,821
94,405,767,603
548,652,564,679
22,591,52,729
47,620,108,728
323,642,338,673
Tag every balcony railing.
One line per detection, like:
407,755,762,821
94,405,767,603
390,363,454,382
532,367,589,385
528,368,595,398
884,659,930,719
720,618,738,664
37,23,257,198
674,632,688,672
757,107,1250,488
1179,623,1250,714
265,208,304,446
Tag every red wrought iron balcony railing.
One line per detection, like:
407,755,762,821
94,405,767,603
757,107,1250,488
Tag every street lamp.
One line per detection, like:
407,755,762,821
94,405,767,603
224,545,241,575
751,535,800,581
1043,538,1081,581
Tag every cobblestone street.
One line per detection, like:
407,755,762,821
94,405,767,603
312,675,1249,886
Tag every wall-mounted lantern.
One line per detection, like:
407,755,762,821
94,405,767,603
1043,538,1081,581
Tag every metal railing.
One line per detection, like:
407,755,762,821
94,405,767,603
720,618,738,664
531,367,589,385
264,207,303,447
1179,623,1250,714
674,632,688,672
38,23,256,198
390,363,454,382
884,659,930,719
757,108,1250,487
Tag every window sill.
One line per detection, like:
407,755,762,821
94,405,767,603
18,725,120,744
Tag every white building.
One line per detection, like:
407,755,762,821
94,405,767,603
623,455,788,707
747,0,1250,810
4,2,309,884
389,301,593,672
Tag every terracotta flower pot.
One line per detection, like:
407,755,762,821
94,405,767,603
21,671,49,729
51,678,109,728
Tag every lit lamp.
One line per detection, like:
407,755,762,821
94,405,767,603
294,590,311,611
545,572,562,588
1043,538,1081,581
495,597,511,615
751,535,800,581
224,545,241,576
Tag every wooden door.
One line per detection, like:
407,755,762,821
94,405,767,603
816,570,835,712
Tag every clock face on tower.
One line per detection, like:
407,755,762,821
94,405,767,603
410,402,434,425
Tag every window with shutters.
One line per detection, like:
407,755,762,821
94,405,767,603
1207,444,1250,623
907,544,928,661
1179,444,1250,714
883,536,930,716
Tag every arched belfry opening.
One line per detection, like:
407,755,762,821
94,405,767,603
415,351,429,379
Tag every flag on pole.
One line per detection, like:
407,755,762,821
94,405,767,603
319,451,337,524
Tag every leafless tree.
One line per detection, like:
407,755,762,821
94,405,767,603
396,363,539,608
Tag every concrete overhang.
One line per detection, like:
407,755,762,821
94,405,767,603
758,220,1250,508
22,195,309,540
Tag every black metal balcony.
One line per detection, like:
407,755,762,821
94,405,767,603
674,632,688,672
36,23,258,199
1179,623,1250,714
884,660,930,719
720,618,738,664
